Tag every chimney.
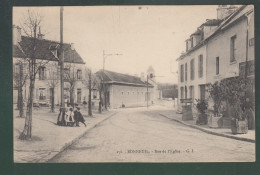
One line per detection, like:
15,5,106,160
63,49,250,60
38,26,44,39
13,25,22,45
70,43,75,50
217,5,238,20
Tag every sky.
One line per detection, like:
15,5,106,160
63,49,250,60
13,5,218,83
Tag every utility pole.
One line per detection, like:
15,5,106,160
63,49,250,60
147,75,149,108
102,50,122,109
60,6,64,108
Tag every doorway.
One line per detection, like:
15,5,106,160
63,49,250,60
77,89,81,104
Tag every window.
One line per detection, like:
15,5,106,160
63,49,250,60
230,35,237,62
249,38,254,46
180,64,184,82
190,59,194,80
185,63,187,81
200,85,205,100
64,68,69,80
180,87,184,99
39,88,46,100
186,41,188,51
121,92,124,95
39,67,46,80
77,69,82,80
198,55,203,78
14,64,20,76
216,57,219,75
191,37,193,48
189,86,194,102
128,92,129,95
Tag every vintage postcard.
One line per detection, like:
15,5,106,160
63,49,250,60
13,5,255,163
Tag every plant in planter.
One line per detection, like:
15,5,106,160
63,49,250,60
221,77,249,134
195,99,208,125
207,81,225,128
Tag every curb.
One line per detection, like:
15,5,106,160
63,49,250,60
159,113,255,143
39,112,118,163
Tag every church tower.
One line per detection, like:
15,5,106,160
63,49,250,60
147,66,158,101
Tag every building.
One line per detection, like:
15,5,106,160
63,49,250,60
177,5,254,107
13,25,91,106
96,70,154,108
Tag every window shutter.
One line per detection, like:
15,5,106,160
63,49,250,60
36,88,39,100
44,68,47,80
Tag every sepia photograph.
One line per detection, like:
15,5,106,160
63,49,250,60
12,5,255,163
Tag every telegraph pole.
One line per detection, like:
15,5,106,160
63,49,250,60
147,75,149,108
60,6,64,108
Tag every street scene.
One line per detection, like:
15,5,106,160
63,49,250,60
13,5,255,163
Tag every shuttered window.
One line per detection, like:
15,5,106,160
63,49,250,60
190,59,194,80
216,57,219,75
198,55,203,78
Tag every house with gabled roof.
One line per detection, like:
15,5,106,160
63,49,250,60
13,25,89,106
96,69,154,108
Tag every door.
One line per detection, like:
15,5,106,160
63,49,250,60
77,89,81,104
200,85,205,100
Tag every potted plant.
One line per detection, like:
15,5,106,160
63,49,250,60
207,81,225,128
221,77,248,134
195,99,208,125
181,98,193,121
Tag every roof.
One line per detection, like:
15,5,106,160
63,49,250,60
190,29,202,36
177,5,253,61
13,36,85,64
201,19,223,27
96,70,153,87
13,45,25,58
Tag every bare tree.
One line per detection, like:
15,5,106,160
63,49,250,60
19,9,49,140
47,62,59,112
13,59,28,117
94,74,103,113
83,68,99,116
64,63,77,108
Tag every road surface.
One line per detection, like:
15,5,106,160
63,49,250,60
49,106,255,162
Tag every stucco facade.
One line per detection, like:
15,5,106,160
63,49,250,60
206,11,254,83
178,45,207,104
107,84,153,108
177,5,254,108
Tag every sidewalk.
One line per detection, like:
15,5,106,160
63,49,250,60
13,108,117,163
157,109,255,143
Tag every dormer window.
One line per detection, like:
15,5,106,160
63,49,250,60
49,44,60,58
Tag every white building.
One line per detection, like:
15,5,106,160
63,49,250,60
13,25,92,107
177,5,254,106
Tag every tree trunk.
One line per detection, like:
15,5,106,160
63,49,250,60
70,89,74,108
88,78,92,117
18,86,24,117
98,90,102,113
17,90,20,110
51,88,55,112
19,79,34,140
104,85,107,110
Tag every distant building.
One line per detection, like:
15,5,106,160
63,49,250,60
13,25,91,106
176,5,254,105
96,70,154,108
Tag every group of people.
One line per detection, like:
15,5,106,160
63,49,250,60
57,104,87,127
